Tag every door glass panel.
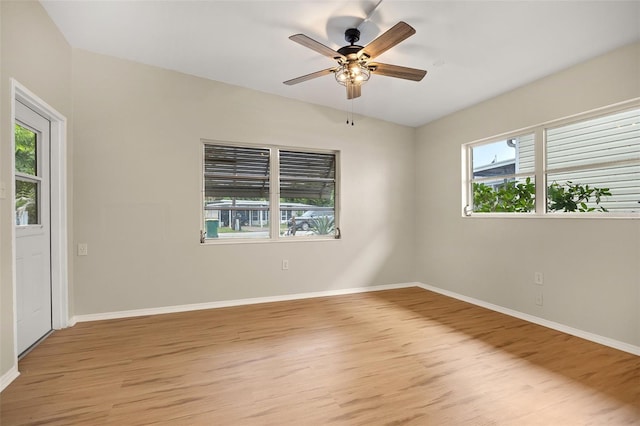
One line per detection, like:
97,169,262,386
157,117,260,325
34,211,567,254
16,179,39,225
15,124,37,175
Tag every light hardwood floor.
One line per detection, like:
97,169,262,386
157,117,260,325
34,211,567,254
1,287,639,425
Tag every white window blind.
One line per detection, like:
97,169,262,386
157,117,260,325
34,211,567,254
546,108,640,212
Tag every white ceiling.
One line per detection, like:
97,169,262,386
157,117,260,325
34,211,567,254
40,1,640,128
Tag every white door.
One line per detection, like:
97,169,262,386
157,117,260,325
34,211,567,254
15,100,52,355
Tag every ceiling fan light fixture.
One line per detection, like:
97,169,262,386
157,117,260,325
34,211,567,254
334,62,370,86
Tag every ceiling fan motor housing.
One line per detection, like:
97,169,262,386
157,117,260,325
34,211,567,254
344,28,360,44
337,45,364,58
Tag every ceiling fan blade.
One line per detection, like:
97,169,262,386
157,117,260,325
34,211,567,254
346,84,361,99
283,68,336,85
359,21,416,59
289,34,345,61
368,62,427,81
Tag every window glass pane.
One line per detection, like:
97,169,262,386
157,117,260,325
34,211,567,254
472,176,535,213
15,124,37,175
547,164,640,213
280,150,336,237
16,179,39,225
203,144,270,240
547,108,640,170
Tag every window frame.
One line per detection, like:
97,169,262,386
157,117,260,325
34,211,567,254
463,99,640,219
15,121,44,227
201,140,341,243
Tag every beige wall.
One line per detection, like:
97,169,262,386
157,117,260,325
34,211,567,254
0,1,73,379
415,42,640,347
71,49,416,315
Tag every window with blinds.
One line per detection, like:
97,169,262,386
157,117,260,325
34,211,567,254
280,150,336,237
463,102,639,217
546,107,640,213
202,142,338,241
203,144,271,239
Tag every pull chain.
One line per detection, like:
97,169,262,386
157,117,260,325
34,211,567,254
346,98,355,126
346,99,350,125
351,99,354,126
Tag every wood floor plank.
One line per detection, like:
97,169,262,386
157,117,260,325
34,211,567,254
1,287,638,425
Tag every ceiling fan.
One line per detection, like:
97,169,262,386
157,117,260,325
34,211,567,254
284,21,427,99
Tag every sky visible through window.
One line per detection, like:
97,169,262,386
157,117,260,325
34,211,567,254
473,140,516,169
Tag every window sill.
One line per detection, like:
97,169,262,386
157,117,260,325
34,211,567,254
201,235,341,245
463,212,640,219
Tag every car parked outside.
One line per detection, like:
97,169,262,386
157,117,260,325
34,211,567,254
288,210,333,231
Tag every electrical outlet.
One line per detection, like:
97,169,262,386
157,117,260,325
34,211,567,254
534,272,544,285
535,291,543,306
78,243,88,256
282,259,289,270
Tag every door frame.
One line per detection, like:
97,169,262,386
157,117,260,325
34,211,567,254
11,79,69,362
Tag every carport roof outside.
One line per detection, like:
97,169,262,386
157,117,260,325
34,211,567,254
204,144,335,200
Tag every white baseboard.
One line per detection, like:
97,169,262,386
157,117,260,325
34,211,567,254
73,282,418,323
417,282,640,357
0,365,20,392
71,281,638,357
